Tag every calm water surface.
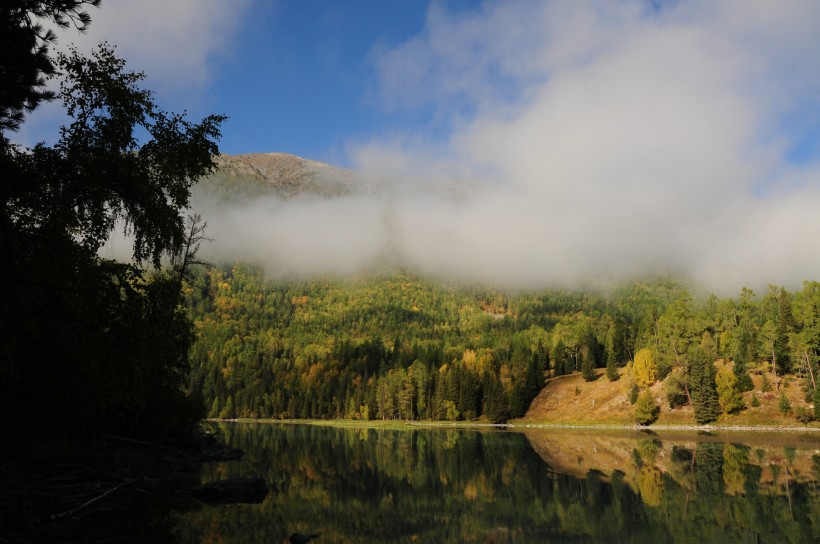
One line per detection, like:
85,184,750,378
172,423,820,543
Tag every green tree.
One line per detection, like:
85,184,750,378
605,341,619,381
689,344,721,424
715,367,745,414
664,367,689,409
732,358,755,393
814,388,820,421
552,339,569,377
778,393,792,415
792,281,820,392
628,383,639,405
760,286,794,381
581,348,597,382
634,390,659,425
482,373,510,423
654,294,696,379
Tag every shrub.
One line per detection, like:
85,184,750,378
664,368,689,409
795,405,814,424
779,393,792,415
750,393,760,407
628,383,639,405
635,390,660,425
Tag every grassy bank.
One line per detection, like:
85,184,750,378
521,367,820,430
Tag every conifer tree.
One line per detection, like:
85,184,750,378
814,388,820,421
732,358,754,392
605,330,619,381
688,344,721,424
779,392,792,415
581,348,597,382
552,340,568,377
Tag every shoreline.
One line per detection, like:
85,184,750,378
207,418,820,434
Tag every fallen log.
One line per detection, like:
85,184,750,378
50,477,139,521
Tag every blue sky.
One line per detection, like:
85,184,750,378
210,2,431,162
18,1,439,164
21,0,820,291
18,1,819,167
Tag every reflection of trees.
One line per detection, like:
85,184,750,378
723,444,750,495
638,467,663,506
172,425,820,543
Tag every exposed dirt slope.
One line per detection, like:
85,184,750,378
520,368,818,428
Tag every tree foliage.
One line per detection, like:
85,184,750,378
0,12,224,437
0,0,100,134
633,349,656,389
634,390,659,425
689,345,721,424
715,367,745,414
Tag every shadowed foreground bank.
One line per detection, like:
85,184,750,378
0,432,243,543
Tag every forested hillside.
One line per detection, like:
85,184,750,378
185,265,820,425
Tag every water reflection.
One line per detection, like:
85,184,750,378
173,424,820,543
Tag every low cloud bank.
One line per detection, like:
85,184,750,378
200,1,820,294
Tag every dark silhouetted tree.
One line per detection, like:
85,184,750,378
0,31,224,437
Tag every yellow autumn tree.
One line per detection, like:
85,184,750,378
633,348,657,388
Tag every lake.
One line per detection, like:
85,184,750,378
171,423,820,543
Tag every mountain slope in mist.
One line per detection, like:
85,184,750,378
190,151,490,281
196,152,383,203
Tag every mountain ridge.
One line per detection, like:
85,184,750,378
203,152,382,200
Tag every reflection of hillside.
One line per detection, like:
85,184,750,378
172,424,820,543
523,429,820,497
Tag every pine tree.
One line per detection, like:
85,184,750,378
761,372,773,392
628,383,639,405
814,388,820,421
779,393,792,415
483,374,510,424
688,345,721,424
732,358,754,392
581,348,597,382
552,340,568,377
775,288,794,374
605,331,619,381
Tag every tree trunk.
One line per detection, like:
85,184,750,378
804,349,816,390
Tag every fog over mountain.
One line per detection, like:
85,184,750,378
186,2,820,295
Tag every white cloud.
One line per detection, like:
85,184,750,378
60,0,250,94
15,0,252,147
75,0,820,294
341,0,820,294
199,195,390,279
